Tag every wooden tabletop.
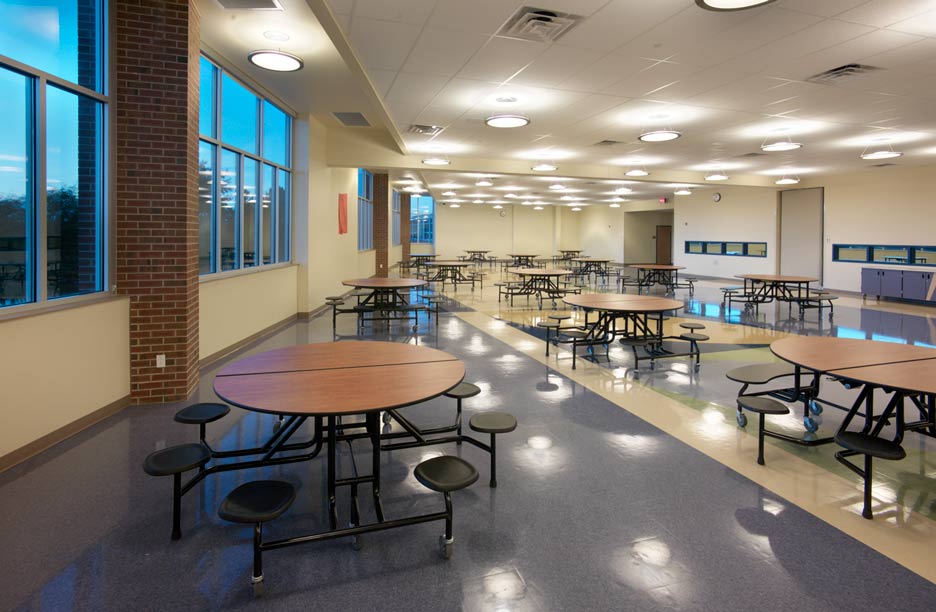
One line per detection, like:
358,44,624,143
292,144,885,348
214,341,465,416
342,277,427,289
829,359,936,395
572,257,610,263
465,249,490,253
771,336,936,373
564,293,683,313
409,253,436,257
424,260,471,267
737,274,817,283
507,254,538,257
507,267,572,276
632,264,685,271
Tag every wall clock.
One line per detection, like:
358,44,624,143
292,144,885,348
712,193,722,202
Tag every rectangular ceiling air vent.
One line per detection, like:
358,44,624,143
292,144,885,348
594,140,623,147
806,63,882,84
333,112,371,127
408,124,445,137
214,0,283,10
739,152,766,157
869,163,898,168
496,6,583,44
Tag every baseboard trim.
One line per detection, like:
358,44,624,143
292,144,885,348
0,394,132,473
199,313,299,369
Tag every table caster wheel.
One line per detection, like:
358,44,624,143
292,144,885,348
804,415,819,433
650,361,656,370
809,399,823,415
382,411,391,424
694,363,701,373
251,576,265,597
737,412,747,427
439,535,454,560
351,535,362,551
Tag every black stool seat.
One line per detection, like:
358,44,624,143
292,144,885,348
444,382,481,399
537,321,559,328
143,443,210,476
469,411,518,434
679,322,706,330
680,332,710,342
726,363,795,384
619,337,649,345
561,330,589,339
738,396,790,415
415,456,479,493
325,295,343,300
835,432,906,461
326,299,344,304
549,314,571,321
219,480,296,524
174,402,230,425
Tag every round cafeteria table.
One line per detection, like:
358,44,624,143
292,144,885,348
506,254,538,267
342,277,426,306
505,267,572,307
737,274,817,303
632,264,685,290
572,258,610,276
423,260,474,287
214,341,465,541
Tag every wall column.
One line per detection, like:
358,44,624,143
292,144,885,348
113,0,200,402
373,173,389,277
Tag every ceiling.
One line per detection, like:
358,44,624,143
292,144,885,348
326,0,936,184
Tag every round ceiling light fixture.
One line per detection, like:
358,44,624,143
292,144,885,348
609,203,621,208
248,50,303,72
531,162,558,172
860,145,903,160
533,206,544,210
571,207,582,212
449,203,461,208
639,129,681,143
403,185,425,193
422,156,450,166
548,183,566,191
476,178,494,187
441,190,456,196
761,138,803,152
492,204,504,209
485,114,530,128
775,175,800,185
263,31,290,42
473,199,483,204
695,0,777,11
705,170,729,181
625,167,649,177
674,188,692,195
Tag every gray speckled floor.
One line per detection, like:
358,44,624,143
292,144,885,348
2,297,935,611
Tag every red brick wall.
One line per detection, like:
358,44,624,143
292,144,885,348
373,173,389,277
400,192,411,261
114,0,200,403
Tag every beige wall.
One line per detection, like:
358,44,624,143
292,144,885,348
435,203,514,259
624,210,675,264
512,205,556,255
198,265,298,360
579,205,623,261
673,186,778,279
557,207,581,251
0,297,131,459
807,165,936,292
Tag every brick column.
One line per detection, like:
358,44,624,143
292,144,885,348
114,0,200,403
373,173,389,277
400,192,411,261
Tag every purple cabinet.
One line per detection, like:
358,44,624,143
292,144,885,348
861,268,882,297
902,271,931,301
881,269,903,298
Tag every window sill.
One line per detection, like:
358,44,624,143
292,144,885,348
0,292,128,324
199,262,295,284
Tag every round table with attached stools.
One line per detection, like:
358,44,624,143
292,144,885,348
469,412,518,488
506,253,539,267
340,278,429,332
736,396,791,466
736,274,818,310
632,264,686,292
423,261,475,289
505,267,572,308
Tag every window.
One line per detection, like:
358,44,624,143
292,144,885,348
358,168,373,251
198,56,292,274
832,244,936,267
391,189,401,246
684,241,767,257
411,196,434,244
0,0,107,309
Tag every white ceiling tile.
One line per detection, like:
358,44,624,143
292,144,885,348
557,0,688,53
349,17,422,71
531,0,614,17
425,0,521,35
352,0,437,25
509,45,604,88
402,28,489,76
779,0,870,18
384,72,450,108
366,69,398,97
335,12,351,35
601,61,701,98
457,37,548,82
431,78,501,112
887,8,936,36
862,37,936,69
835,0,936,27
553,54,648,93
325,0,356,16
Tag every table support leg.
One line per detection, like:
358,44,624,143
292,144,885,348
368,412,385,522
327,415,338,530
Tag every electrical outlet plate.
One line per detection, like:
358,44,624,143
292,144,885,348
156,354,166,368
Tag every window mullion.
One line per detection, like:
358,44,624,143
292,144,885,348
36,76,48,302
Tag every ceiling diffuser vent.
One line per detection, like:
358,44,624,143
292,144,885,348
496,7,583,43
408,124,445,137
806,63,882,84
869,163,898,168
214,0,283,10
739,152,766,158
594,139,624,147
333,112,371,127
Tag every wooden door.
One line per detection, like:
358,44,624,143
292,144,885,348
656,225,672,264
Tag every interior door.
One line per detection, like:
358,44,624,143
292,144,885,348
780,188,823,280
656,225,672,265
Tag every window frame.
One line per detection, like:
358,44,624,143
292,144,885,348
832,243,936,267
0,0,110,314
410,195,435,245
358,168,374,251
684,241,767,258
391,189,401,246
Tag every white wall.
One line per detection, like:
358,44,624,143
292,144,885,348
435,203,557,259
624,210,675,264
810,165,936,292
673,186,779,279
513,205,556,255
579,205,623,261
0,297,131,459
199,265,298,360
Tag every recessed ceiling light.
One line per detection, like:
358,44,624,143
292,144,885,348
485,114,530,129
860,149,903,160
449,203,461,208
404,186,426,193
625,168,649,177
531,163,557,172
761,139,803,152
675,188,692,195
609,203,621,208
473,199,483,204
614,187,633,195
422,156,450,166
476,179,493,187
571,207,582,212
639,129,681,142
441,191,456,196
505,193,517,198
775,176,800,185
492,204,504,209
705,171,729,181
495,96,518,104
263,31,290,42
696,0,776,11
248,50,303,72
548,183,566,190
533,206,544,210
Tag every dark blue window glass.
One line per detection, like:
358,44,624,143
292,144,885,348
221,74,258,155
199,57,215,138
411,196,434,244
219,149,240,271
263,101,288,166
243,159,258,267
198,141,215,274
276,168,289,262
262,164,274,264
0,0,102,91
46,85,101,298
0,67,32,306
